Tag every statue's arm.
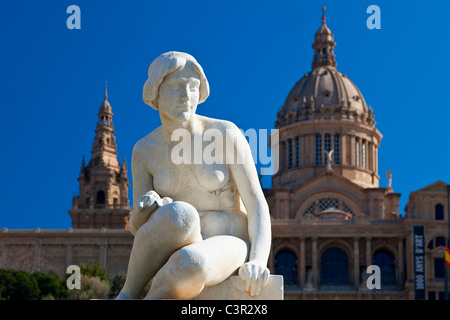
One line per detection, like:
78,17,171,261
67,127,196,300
129,144,156,235
227,125,271,296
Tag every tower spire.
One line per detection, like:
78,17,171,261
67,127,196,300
322,6,326,26
69,85,131,229
92,85,117,166
312,7,337,69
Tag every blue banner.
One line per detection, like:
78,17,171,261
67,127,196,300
413,225,426,300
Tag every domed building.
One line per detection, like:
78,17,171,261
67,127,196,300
266,8,405,299
274,8,379,190
266,8,450,300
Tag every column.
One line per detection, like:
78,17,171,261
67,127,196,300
312,237,318,287
309,134,314,165
66,244,73,267
398,237,404,286
281,141,286,171
374,146,378,175
350,135,355,166
370,142,375,172
99,242,107,268
299,237,306,287
354,237,360,287
365,237,372,267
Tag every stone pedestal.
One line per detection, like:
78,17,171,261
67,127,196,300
195,275,284,300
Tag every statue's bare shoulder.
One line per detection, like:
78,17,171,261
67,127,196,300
132,126,164,170
197,115,241,136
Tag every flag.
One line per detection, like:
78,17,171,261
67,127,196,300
445,247,450,267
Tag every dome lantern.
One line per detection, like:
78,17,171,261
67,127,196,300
312,7,337,69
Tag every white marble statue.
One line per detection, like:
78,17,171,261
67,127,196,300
387,168,392,189
325,149,333,172
116,51,272,299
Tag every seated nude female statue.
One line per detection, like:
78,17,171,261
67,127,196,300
116,51,271,299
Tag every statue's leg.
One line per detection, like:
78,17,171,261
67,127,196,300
116,201,202,299
145,235,248,300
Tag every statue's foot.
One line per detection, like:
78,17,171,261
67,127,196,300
115,290,133,300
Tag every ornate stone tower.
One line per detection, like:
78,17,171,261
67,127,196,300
274,7,382,190
69,86,131,229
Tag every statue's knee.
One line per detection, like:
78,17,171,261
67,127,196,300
134,201,200,246
171,247,208,284
160,201,200,233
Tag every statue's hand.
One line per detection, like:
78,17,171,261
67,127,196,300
130,191,173,236
238,261,270,297
137,191,173,210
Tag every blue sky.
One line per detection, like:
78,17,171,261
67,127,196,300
0,0,449,229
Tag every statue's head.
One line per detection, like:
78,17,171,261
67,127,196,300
143,52,209,122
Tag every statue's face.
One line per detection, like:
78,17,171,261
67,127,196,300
158,64,200,122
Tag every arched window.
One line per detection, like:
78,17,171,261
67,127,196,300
96,190,105,205
274,250,298,286
320,247,349,286
316,134,322,165
373,250,396,286
436,237,446,247
428,237,447,250
334,134,340,165
435,204,444,220
295,137,300,167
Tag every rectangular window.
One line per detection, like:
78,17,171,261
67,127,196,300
362,140,366,169
355,138,360,167
325,134,331,153
434,258,445,278
334,134,340,165
295,137,300,167
435,204,444,220
316,134,322,165
288,139,293,169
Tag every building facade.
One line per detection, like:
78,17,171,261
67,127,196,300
0,8,449,300
265,8,449,300
0,88,134,279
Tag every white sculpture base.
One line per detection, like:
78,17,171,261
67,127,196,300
194,275,284,300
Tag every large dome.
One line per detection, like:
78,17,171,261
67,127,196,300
275,7,374,128
281,65,368,115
